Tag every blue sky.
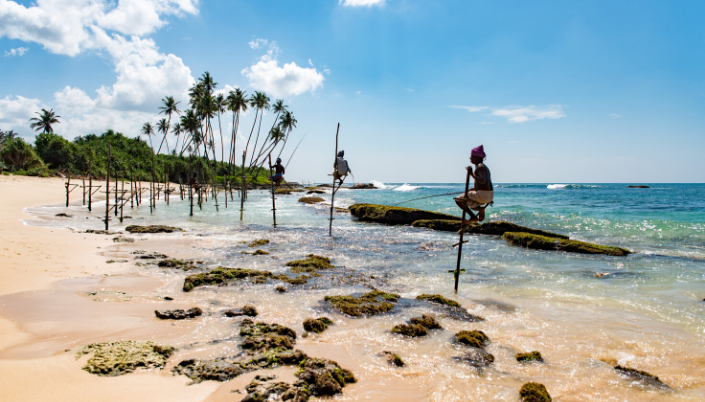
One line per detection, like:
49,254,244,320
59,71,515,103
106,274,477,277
1,0,704,183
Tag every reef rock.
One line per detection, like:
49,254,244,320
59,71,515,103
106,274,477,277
351,183,377,189
296,357,356,396
183,267,275,291
520,382,552,402
303,317,333,333
455,349,495,367
248,239,270,247
324,290,400,317
416,294,484,322
224,305,258,317
412,220,569,239
516,351,544,363
416,294,461,308
392,315,442,337
382,351,405,367
349,203,460,225
455,330,489,348
286,254,334,273
298,196,326,204
124,225,183,234
239,319,297,354
77,340,174,376
614,365,668,388
502,232,631,256
155,307,203,320
242,376,310,402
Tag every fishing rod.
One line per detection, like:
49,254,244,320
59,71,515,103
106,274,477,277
392,191,459,207
285,132,308,170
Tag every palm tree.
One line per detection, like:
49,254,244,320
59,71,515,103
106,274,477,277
226,89,248,169
277,110,298,159
141,122,154,150
246,91,270,167
29,108,61,133
172,123,182,155
214,93,226,168
157,96,180,154
156,118,170,154
252,99,287,163
179,109,200,156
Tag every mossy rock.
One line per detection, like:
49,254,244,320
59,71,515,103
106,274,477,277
125,225,183,234
286,254,334,273
275,274,310,285
614,365,667,387
158,258,199,270
242,377,310,401
412,220,569,239
77,340,174,376
274,188,303,194
224,305,258,317
183,267,274,291
307,190,326,194
392,323,428,337
455,330,489,348
349,203,461,225
383,351,405,367
248,239,270,247
299,196,326,204
516,351,543,363
502,232,630,256
276,286,287,293
155,307,203,320
416,294,461,308
519,382,552,402
324,290,400,317
303,317,333,333
239,319,297,354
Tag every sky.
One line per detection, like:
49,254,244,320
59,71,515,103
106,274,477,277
1,0,704,183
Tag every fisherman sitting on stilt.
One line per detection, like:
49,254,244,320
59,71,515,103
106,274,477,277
454,145,493,224
333,150,351,186
269,158,285,186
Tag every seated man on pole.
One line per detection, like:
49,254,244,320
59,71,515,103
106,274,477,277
333,150,351,185
454,145,493,224
269,158,285,186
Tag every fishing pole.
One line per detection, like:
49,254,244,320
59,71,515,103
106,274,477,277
392,191,459,207
285,132,308,170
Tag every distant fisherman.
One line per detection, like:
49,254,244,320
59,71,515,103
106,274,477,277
269,158,285,185
333,150,351,184
455,145,493,223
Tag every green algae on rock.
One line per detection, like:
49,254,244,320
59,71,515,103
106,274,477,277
155,307,202,320
520,382,552,402
455,348,495,367
286,254,334,273
240,319,297,354
324,290,400,317
516,351,544,363
392,315,441,337
242,376,310,402
276,274,310,285
298,196,326,204
614,365,667,387
383,351,405,367
248,239,270,247
502,232,631,256
303,317,333,333
183,267,274,291
124,225,183,234
349,203,461,225
224,305,258,317
412,220,569,239
276,286,287,293
158,258,200,270
455,330,489,348
306,189,326,194
77,340,174,376
416,294,461,308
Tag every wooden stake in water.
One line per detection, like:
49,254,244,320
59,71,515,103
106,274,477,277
88,161,92,212
329,123,340,236
240,151,246,221
189,157,194,217
453,167,472,293
105,143,111,231
268,154,277,228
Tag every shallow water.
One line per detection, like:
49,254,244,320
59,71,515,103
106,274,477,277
15,183,705,400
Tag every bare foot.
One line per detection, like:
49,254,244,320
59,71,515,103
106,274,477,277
478,207,486,221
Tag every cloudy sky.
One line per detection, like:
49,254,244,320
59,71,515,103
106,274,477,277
1,0,704,183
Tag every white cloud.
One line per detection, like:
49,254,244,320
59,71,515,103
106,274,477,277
308,58,313,66
452,104,566,123
0,0,198,56
339,0,385,7
248,38,268,49
0,95,46,136
609,113,622,119
323,68,331,75
242,44,324,98
4,47,28,57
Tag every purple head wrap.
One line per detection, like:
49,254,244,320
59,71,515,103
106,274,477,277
471,145,486,159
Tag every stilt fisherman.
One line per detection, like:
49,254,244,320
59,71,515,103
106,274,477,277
269,157,285,186
333,150,351,184
454,145,493,224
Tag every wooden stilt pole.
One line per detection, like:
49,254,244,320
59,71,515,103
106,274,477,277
189,158,194,217
114,169,118,217
65,173,71,207
88,161,92,212
268,154,277,228
105,143,111,231
453,167,472,293
82,175,86,205
120,169,125,223
329,123,340,236
240,151,246,221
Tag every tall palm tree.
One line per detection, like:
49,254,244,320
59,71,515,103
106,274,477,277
214,93,226,168
141,122,154,150
276,110,298,159
157,96,180,154
252,99,287,163
156,118,170,154
179,109,200,156
29,108,61,133
226,89,248,169
172,123,182,155
246,91,270,167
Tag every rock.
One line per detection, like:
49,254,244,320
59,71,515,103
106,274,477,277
242,377,310,402
303,317,333,333
349,203,461,225
382,351,405,367
253,249,269,255
296,358,356,397
248,239,270,247
298,196,325,204
614,365,668,388
412,220,569,239
286,254,334,273
154,307,203,320
351,183,377,189
516,351,544,363
306,190,326,194
275,274,310,285
125,225,183,234
391,323,427,337
410,315,442,329
239,319,297,354
173,358,246,383
224,305,258,317
84,229,121,235
276,286,287,293
77,340,174,376
455,349,495,367
627,185,649,188
183,267,275,291
137,252,168,259
324,290,400,317
55,213,73,217
455,330,488,348
158,258,198,270
416,294,484,322
519,382,552,402
112,236,135,243
502,232,631,256
416,294,461,308
163,296,174,301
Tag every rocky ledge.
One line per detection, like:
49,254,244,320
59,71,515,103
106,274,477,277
349,203,461,225
502,232,630,256
412,220,569,239
125,225,183,234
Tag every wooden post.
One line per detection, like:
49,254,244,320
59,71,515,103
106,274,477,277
329,123,340,236
114,169,118,217
166,168,170,206
65,173,71,207
240,151,246,221
454,167,472,293
82,175,86,205
130,164,134,209
149,168,153,213
120,169,125,223
88,161,92,212
105,143,111,231
268,154,277,228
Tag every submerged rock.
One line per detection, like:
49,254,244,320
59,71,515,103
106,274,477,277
324,290,400,317
392,315,442,337
412,220,569,239
112,236,135,243
224,305,258,317
455,349,495,367
155,307,203,320
55,213,73,217
125,225,183,234
248,239,270,248
516,351,544,363
276,286,287,293
183,267,274,291
242,376,310,402
286,254,334,273
84,229,121,235
77,340,174,376
416,294,461,308
276,274,310,285
173,358,246,383
240,319,297,354
627,185,649,188
349,203,460,225
298,196,326,204
614,365,668,388
417,294,484,322
351,183,377,189
455,330,489,348
303,317,333,334
296,357,356,396
306,190,326,194
502,232,631,256
158,258,199,270
519,382,552,402
382,351,405,367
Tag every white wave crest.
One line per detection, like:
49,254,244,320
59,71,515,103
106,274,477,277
370,180,389,189
547,184,568,189
394,184,419,192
